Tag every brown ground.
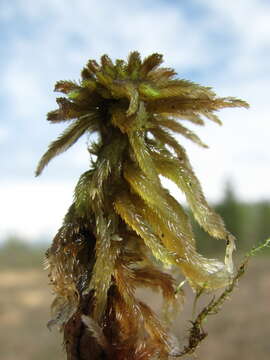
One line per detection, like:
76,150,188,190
0,258,269,360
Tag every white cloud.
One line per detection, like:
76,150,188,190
0,127,9,144
4,59,47,119
0,180,75,242
195,0,270,75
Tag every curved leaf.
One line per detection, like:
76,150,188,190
88,211,120,321
140,53,163,77
114,191,179,266
153,117,208,148
149,145,230,240
54,80,80,94
36,112,100,176
147,67,177,86
147,96,249,116
128,130,160,182
47,97,93,123
110,81,139,116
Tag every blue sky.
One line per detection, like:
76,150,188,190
0,0,269,241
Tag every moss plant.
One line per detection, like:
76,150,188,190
36,52,249,359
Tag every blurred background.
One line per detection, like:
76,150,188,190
0,0,269,359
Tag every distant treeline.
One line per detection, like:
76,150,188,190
194,183,270,255
0,238,47,269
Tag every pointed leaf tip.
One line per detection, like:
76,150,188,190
35,113,100,176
